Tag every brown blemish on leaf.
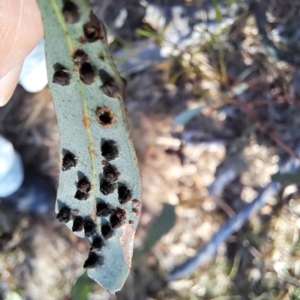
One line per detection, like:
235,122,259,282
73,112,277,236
132,199,141,208
83,110,89,129
101,139,119,161
100,178,115,195
119,224,135,268
73,49,89,65
83,12,106,43
110,212,124,228
79,62,95,85
95,107,115,127
82,110,97,163
88,144,97,158
53,70,71,86
100,78,120,98
78,36,86,43
116,208,126,220
132,208,139,216
62,0,80,24
118,184,132,205
62,152,77,171
102,161,119,181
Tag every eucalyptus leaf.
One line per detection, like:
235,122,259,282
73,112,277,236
271,172,300,184
143,203,176,251
134,203,176,258
71,272,93,300
227,82,249,97
37,0,142,293
267,46,279,61
174,105,206,128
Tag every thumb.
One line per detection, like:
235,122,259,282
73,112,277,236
0,0,43,106
0,62,23,106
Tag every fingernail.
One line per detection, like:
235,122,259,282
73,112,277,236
0,62,23,107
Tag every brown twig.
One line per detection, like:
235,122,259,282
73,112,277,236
220,79,300,159
255,121,300,159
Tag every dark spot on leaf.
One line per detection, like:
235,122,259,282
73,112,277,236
96,202,114,217
62,152,76,171
101,140,119,161
84,220,96,237
72,216,84,232
101,223,114,239
98,69,125,98
83,12,106,42
118,184,132,204
100,179,115,195
110,208,126,229
53,70,70,86
116,208,126,220
57,206,71,223
110,213,123,229
132,208,139,216
83,252,103,269
75,177,91,200
80,62,94,84
129,220,133,224
103,161,119,181
99,53,104,60
74,190,89,200
73,49,88,65
95,107,114,126
90,236,104,251
100,78,120,98
77,177,91,193
62,0,79,23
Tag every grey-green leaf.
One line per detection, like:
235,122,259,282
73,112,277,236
227,82,249,97
134,203,176,258
174,105,206,128
37,0,142,293
271,172,300,184
71,272,93,300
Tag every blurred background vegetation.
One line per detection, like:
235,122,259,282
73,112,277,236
2,0,300,299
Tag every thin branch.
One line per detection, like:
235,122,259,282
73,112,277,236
255,122,300,160
168,181,281,281
220,90,300,160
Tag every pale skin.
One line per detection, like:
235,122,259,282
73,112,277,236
0,0,43,106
